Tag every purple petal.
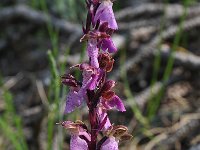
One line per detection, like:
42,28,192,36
80,74,98,95
65,74,98,113
97,107,111,130
82,69,98,90
87,39,99,68
88,74,99,90
101,38,117,53
100,137,119,150
82,70,93,89
70,135,88,150
65,90,83,113
78,130,91,142
108,95,126,112
94,1,118,30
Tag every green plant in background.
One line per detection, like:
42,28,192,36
147,0,190,120
41,0,87,148
47,50,61,150
0,88,28,150
63,0,86,22
46,45,86,150
37,0,69,148
118,0,192,139
147,0,169,120
119,48,157,139
40,0,60,57
120,48,149,127
30,0,86,22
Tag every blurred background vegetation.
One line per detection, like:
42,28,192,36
0,0,200,150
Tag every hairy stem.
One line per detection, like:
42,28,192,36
89,107,98,150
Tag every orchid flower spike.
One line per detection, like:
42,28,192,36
60,0,132,149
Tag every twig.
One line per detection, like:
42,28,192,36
111,16,200,80
116,3,165,21
3,73,24,90
118,18,161,30
160,48,200,70
36,80,49,109
116,3,200,21
124,70,185,109
145,111,200,150
0,5,82,35
124,82,162,109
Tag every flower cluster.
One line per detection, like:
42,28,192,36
60,0,132,149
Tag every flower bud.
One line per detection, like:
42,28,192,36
112,125,128,137
106,58,114,72
98,53,114,72
120,133,133,141
102,91,115,100
102,80,115,92
61,74,78,87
